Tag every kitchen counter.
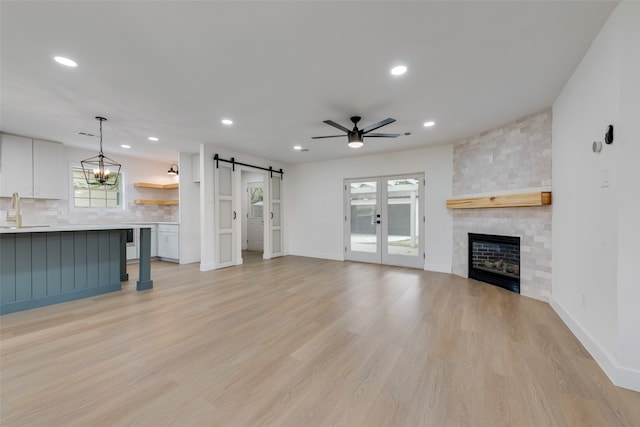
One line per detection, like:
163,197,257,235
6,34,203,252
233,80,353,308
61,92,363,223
0,223,154,233
0,225,154,314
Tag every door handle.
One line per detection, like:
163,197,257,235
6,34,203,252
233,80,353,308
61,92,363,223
233,211,237,220
270,212,274,219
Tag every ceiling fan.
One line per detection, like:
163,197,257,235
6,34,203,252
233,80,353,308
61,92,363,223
312,116,400,148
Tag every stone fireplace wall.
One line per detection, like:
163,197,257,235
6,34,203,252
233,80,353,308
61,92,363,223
451,109,552,301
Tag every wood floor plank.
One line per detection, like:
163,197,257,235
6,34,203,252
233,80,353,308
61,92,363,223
1,253,638,426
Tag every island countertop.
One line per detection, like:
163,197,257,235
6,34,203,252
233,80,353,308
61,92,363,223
0,223,156,234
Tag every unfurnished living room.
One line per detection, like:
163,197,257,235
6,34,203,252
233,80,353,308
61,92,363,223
0,1,639,426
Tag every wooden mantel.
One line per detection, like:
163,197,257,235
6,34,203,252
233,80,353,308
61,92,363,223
446,191,552,209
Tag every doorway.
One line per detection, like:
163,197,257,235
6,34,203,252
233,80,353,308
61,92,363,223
344,174,424,268
242,172,265,255
212,155,284,270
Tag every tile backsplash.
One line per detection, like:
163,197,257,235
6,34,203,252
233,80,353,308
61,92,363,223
0,197,178,226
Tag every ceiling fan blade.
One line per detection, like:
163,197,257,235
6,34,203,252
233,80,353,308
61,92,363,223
323,120,351,133
311,135,345,139
365,133,401,138
362,118,396,134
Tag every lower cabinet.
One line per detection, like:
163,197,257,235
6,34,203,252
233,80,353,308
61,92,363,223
157,224,179,262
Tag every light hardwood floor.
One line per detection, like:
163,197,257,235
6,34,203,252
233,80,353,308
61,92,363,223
1,253,639,426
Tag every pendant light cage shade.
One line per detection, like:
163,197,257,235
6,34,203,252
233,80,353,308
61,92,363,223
81,154,121,187
81,117,122,187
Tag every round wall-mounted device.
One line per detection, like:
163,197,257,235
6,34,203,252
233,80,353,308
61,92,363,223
593,141,603,153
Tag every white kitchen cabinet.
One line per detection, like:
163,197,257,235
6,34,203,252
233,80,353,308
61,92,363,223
0,133,63,199
157,223,179,262
32,139,64,199
125,225,158,261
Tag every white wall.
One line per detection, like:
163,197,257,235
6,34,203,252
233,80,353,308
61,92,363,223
615,2,640,381
287,144,453,272
178,152,200,264
551,1,639,391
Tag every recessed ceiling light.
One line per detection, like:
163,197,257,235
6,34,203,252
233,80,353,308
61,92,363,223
221,119,233,125
121,144,131,149
148,136,159,141
293,145,302,150
390,65,407,76
423,121,436,127
54,56,77,67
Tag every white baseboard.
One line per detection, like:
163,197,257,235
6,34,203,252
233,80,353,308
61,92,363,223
288,250,344,261
424,263,452,273
289,252,454,270
550,296,640,392
199,262,216,272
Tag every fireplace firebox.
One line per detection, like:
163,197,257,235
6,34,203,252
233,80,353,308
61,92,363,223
468,233,520,293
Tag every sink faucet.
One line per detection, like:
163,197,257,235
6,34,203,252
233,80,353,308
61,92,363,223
8,192,22,228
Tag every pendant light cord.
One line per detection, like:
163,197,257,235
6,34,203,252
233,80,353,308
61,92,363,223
96,116,106,156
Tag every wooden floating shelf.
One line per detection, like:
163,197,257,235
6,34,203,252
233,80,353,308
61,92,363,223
134,182,179,190
446,191,552,209
134,199,179,205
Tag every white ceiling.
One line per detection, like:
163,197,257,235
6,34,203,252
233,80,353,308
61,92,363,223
1,1,616,165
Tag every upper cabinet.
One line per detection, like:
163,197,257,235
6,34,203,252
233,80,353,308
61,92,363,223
0,134,64,199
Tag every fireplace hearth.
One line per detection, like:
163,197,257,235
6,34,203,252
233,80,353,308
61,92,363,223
468,233,520,293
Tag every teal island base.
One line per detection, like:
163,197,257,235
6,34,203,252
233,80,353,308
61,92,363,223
0,226,153,315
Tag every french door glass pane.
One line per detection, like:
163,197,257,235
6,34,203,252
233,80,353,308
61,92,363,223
386,178,420,256
350,181,377,253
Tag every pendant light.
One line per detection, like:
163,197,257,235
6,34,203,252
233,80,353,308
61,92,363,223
81,116,121,187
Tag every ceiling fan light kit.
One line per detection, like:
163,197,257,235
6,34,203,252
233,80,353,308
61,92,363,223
312,115,400,149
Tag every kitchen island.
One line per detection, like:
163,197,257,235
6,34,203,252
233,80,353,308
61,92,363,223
0,224,153,314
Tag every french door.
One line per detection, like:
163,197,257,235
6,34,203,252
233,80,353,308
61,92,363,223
344,174,424,268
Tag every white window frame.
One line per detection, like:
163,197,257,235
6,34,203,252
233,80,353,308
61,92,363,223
70,165,125,210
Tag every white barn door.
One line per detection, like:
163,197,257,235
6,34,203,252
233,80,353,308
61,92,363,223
214,161,235,268
266,175,283,258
